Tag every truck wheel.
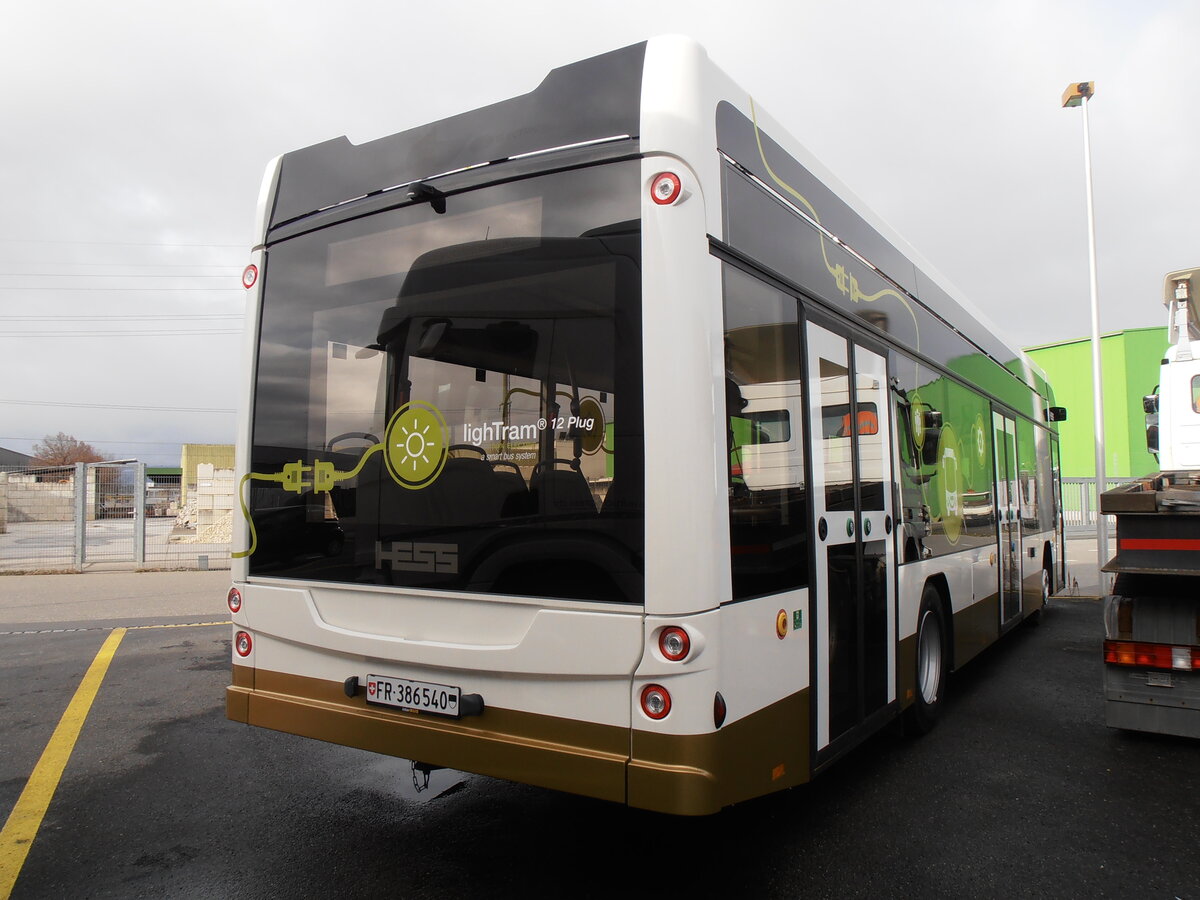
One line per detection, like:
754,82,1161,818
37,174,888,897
907,585,946,734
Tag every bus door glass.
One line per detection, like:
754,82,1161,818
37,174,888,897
993,410,1022,625
805,318,896,754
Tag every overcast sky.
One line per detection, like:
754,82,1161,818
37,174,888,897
2,0,1194,466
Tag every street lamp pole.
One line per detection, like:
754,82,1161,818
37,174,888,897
1063,81,1108,591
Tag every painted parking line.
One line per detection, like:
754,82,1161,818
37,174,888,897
0,621,229,899
0,620,230,637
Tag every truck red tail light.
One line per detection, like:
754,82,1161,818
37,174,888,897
1104,639,1200,671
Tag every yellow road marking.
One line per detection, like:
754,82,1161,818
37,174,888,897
128,621,231,631
0,628,126,899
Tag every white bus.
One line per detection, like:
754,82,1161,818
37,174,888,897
227,37,1065,815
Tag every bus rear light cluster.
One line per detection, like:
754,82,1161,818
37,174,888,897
235,631,253,658
640,684,671,719
1104,640,1200,671
242,264,258,290
650,172,682,205
658,626,691,662
227,587,242,614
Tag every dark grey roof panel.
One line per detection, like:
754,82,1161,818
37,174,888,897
270,43,646,229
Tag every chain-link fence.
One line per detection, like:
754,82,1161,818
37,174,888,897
0,461,231,572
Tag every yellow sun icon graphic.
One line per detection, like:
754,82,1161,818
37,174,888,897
384,401,449,489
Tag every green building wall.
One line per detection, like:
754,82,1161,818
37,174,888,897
1025,327,1166,479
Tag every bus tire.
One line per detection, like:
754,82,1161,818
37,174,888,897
1027,563,1052,626
907,585,946,735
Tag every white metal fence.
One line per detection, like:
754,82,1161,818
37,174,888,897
0,462,231,572
1061,476,1131,533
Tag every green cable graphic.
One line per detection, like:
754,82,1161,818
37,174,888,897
232,401,450,559
749,98,922,348
748,98,970,542
232,443,384,559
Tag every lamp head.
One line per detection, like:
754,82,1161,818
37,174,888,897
1062,81,1095,108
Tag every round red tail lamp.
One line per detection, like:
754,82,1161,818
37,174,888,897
650,172,682,205
227,587,242,614
242,264,259,290
235,631,253,657
658,626,691,662
640,684,672,720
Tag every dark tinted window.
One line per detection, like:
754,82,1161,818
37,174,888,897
723,264,809,599
248,162,643,603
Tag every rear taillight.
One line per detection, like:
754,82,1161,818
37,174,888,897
227,587,242,614
658,627,691,662
650,172,682,205
235,631,253,657
242,264,258,290
1104,640,1200,671
640,684,671,720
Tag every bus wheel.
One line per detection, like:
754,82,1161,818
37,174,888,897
907,586,946,734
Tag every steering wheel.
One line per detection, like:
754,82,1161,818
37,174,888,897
325,432,381,453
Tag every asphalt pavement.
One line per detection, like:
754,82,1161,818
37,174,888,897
0,569,230,630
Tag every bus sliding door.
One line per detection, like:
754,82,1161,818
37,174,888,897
805,317,896,759
993,410,1023,629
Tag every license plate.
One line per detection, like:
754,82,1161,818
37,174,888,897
1147,671,1173,688
366,674,461,716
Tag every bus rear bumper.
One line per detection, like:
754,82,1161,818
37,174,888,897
227,666,629,804
228,668,811,815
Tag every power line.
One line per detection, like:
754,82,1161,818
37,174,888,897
0,436,213,447
0,262,241,270
0,286,244,292
0,399,236,413
0,314,241,321
0,330,241,337
0,273,240,279
0,238,245,249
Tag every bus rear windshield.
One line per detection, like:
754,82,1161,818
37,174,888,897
248,161,644,603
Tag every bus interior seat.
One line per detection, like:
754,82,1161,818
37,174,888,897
530,460,597,517
491,461,534,517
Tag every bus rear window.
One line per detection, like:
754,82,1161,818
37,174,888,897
248,162,644,603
